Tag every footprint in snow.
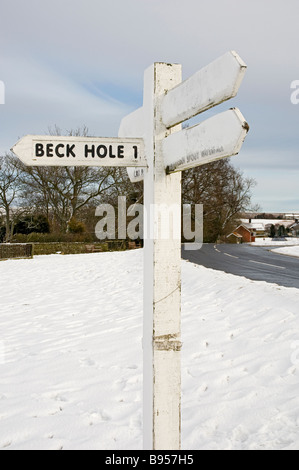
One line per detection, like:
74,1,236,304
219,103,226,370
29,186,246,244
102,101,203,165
88,410,111,426
80,358,96,367
191,353,201,360
51,393,68,403
287,366,297,376
1,441,12,449
232,425,249,444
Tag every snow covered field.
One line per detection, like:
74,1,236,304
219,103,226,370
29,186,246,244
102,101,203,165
1,251,299,450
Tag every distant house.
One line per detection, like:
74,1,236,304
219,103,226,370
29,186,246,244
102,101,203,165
227,218,297,243
227,223,257,244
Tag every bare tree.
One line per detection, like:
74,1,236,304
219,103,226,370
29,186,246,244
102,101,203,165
182,159,257,242
0,154,22,242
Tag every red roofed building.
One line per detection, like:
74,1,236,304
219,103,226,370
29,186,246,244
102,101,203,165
227,223,256,243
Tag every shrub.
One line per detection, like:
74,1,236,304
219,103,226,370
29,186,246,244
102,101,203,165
68,217,86,234
13,232,95,243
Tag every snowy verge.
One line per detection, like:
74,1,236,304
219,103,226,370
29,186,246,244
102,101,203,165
271,246,299,258
0,251,299,450
251,237,299,246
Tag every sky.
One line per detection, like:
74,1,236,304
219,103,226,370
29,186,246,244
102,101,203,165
1,0,299,213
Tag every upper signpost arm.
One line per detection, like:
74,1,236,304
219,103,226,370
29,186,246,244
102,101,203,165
161,51,247,129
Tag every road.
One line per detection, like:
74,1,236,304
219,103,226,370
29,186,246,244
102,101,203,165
182,244,299,289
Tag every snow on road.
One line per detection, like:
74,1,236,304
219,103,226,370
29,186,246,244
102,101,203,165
0,250,299,450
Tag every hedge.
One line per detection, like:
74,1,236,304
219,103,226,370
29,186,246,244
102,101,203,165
31,241,127,256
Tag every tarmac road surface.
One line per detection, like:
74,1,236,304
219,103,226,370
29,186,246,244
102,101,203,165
182,244,299,289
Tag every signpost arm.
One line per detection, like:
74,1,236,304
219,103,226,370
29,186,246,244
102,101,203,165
143,63,182,450
161,51,247,128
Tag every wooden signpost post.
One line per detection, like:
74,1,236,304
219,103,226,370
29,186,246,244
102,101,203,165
12,51,249,451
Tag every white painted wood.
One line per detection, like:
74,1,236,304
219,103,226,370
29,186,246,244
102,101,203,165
12,135,146,168
118,107,147,182
142,63,182,450
161,51,247,128
163,108,249,173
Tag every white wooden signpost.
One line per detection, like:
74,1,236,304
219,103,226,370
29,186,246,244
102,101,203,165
12,51,249,451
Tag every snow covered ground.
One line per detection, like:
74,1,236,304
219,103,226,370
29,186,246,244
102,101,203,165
252,238,299,246
272,246,299,258
1,251,299,450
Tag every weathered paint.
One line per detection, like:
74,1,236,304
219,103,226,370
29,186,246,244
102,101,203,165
119,63,183,450
12,135,146,168
143,63,182,450
161,51,247,128
163,108,249,173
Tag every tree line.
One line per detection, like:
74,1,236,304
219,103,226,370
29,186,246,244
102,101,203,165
0,128,256,244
